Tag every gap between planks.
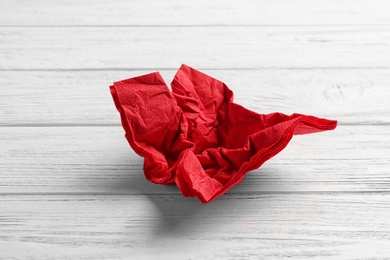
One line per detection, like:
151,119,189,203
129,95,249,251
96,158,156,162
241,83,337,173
3,24,390,28
0,122,389,127
1,191,390,196
1,67,390,72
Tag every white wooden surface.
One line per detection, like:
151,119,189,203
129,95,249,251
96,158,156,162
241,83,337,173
1,1,390,259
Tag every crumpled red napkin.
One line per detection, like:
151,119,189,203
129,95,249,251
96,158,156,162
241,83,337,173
110,64,337,203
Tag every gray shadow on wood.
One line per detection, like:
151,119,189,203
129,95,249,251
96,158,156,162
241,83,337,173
93,153,276,238
145,169,274,238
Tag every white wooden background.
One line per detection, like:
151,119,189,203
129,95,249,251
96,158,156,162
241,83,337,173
1,0,390,259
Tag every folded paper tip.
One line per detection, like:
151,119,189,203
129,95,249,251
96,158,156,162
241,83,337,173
180,63,191,69
110,65,338,203
329,120,338,131
112,71,166,87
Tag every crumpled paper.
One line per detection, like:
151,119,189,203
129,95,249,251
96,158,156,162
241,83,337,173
110,64,337,203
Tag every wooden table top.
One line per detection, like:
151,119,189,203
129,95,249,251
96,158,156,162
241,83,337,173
1,0,389,259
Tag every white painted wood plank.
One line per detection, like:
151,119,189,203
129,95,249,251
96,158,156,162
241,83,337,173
0,194,389,259
1,26,390,70
0,125,388,194
1,0,390,26
1,69,389,126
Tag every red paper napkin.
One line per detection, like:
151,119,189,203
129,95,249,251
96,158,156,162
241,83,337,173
110,64,337,203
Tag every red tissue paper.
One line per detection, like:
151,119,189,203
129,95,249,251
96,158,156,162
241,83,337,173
110,64,337,203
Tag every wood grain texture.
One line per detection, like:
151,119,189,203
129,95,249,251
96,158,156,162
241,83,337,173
1,69,389,126
1,0,390,26
0,125,388,194
1,26,390,70
0,194,389,260
1,0,389,259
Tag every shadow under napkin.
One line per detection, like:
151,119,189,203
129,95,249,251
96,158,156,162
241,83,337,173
145,169,275,237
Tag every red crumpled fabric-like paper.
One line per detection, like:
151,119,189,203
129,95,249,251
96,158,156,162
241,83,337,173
110,64,337,203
